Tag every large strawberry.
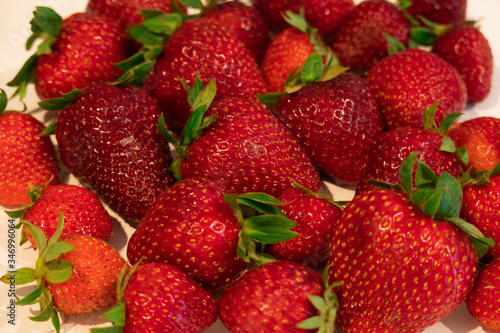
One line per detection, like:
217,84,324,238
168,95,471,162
8,7,127,101
54,84,175,223
447,116,500,173
466,257,500,331
400,0,467,25
332,0,411,73
328,153,492,332
144,17,268,133
366,47,467,130
432,23,493,103
94,262,218,333
0,90,59,207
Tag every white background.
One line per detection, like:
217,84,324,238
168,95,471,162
0,0,499,332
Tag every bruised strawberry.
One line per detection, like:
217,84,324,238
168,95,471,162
432,23,493,103
55,84,175,223
400,0,467,25
366,47,467,129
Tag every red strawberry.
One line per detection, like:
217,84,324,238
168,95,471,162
432,23,494,103
466,257,500,331
366,47,467,130
267,185,343,269
203,1,270,64
9,8,128,101
400,0,467,25
327,155,483,332
144,17,268,133
332,0,411,73
447,116,500,173
54,84,175,223
219,260,331,332
16,184,113,248
272,71,385,185
0,90,59,207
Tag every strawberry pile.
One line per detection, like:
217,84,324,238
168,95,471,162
0,0,499,332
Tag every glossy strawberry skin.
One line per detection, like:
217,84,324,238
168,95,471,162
123,262,218,333
180,96,321,197
35,12,127,100
0,112,59,207
400,0,467,25
144,18,268,133
261,28,316,93
332,0,411,73
268,187,342,269
447,117,500,173
55,84,175,223
23,184,113,247
366,48,467,130
126,177,247,291
204,1,270,64
219,260,324,332
328,188,477,332
466,257,500,331
273,72,385,185
356,126,462,194
47,234,127,315
461,173,500,258
432,23,493,103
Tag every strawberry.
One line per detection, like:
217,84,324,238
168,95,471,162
447,116,500,173
219,260,338,333
8,7,128,101
1,216,126,331
400,0,467,25
143,17,268,133
270,71,385,185
466,257,500,331
203,1,270,64
432,23,494,103
327,153,489,332
331,0,411,73
7,183,113,248
54,84,175,223
95,262,218,333
267,184,343,269
366,47,467,130
0,90,59,207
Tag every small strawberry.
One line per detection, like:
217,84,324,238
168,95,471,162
1,216,126,332
400,0,467,25
219,260,340,333
53,84,175,223
332,0,411,73
6,183,113,248
366,47,467,130
466,257,500,331
8,7,128,101
93,261,218,333
0,89,59,207
432,23,494,103
447,116,500,173
267,184,343,269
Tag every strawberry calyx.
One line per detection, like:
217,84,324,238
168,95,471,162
290,180,348,210
0,212,75,333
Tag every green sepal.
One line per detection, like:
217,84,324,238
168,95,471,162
7,53,38,100
243,215,297,244
142,11,183,35
0,268,36,285
112,61,155,86
91,326,124,333
447,216,494,258
439,113,462,136
28,7,62,50
43,260,74,284
38,89,81,111
44,242,75,263
234,193,287,217
414,160,439,190
29,298,53,322
19,221,47,253
257,92,287,108
410,27,437,46
411,188,446,218
383,33,406,55
5,209,25,219
40,120,57,136
301,53,323,84
439,137,456,153
128,25,165,46
100,301,126,327
177,0,205,9
16,283,44,306
0,89,7,112
399,151,420,196
422,101,439,132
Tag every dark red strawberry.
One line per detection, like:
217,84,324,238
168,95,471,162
400,0,467,25
8,8,128,101
203,1,270,64
366,47,467,129
271,71,385,185
332,0,411,73
466,257,500,331
447,116,500,173
0,90,59,207
54,84,175,223
432,23,493,103
144,17,268,133
267,185,343,269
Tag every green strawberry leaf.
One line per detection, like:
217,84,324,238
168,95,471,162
177,0,204,9
43,260,73,284
182,74,204,106
422,101,439,132
112,61,155,86
0,268,36,285
414,159,438,190
434,171,462,219
0,89,7,112
30,7,62,43
384,33,406,55
189,77,217,117
38,89,82,111
29,298,54,322
410,27,437,46
439,137,456,153
46,211,65,249
282,8,308,33
6,209,25,219
45,241,75,263
19,221,47,253
301,53,323,84
411,188,445,217
243,215,297,243
447,216,494,258
439,113,462,136
16,283,44,306
297,316,323,329
40,120,57,136
128,25,164,45
7,53,38,100
257,92,287,108
399,151,420,196
91,325,124,333
142,12,183,35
